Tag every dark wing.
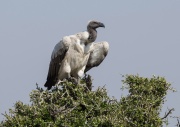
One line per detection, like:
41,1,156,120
85,41,109,72
44,40,68,90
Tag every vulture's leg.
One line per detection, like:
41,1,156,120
77,76,81,84
67,73,71,79
76,66,86,84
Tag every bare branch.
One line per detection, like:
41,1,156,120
161,108,174,120
177,118,180,127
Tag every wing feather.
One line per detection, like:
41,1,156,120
44,40,69,89
85,41,109,72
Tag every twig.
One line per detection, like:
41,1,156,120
161,108,174,119
177,118,180,127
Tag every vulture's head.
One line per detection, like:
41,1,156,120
87,20,105,29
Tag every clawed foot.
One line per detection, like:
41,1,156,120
57,80,65,84
67,77,79,84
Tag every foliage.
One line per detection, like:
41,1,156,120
1,75,174,127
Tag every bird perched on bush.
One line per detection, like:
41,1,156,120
44,21,109,90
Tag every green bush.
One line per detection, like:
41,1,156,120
1,75,174,127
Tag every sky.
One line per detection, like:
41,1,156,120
0,0,180,126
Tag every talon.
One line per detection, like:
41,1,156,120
66,77,78,84
57,80,63,84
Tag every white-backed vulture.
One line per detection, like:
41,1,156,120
44,21,109,90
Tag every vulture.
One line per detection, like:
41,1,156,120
44,21,109,90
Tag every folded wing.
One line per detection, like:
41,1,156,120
44,40,68,89
44,32,89,89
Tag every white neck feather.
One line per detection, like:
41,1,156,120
79,42,93,54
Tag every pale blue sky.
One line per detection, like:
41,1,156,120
0,0,180,125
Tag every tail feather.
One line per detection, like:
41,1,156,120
44,79,55,90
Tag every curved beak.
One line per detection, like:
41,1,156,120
99,22,105,28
